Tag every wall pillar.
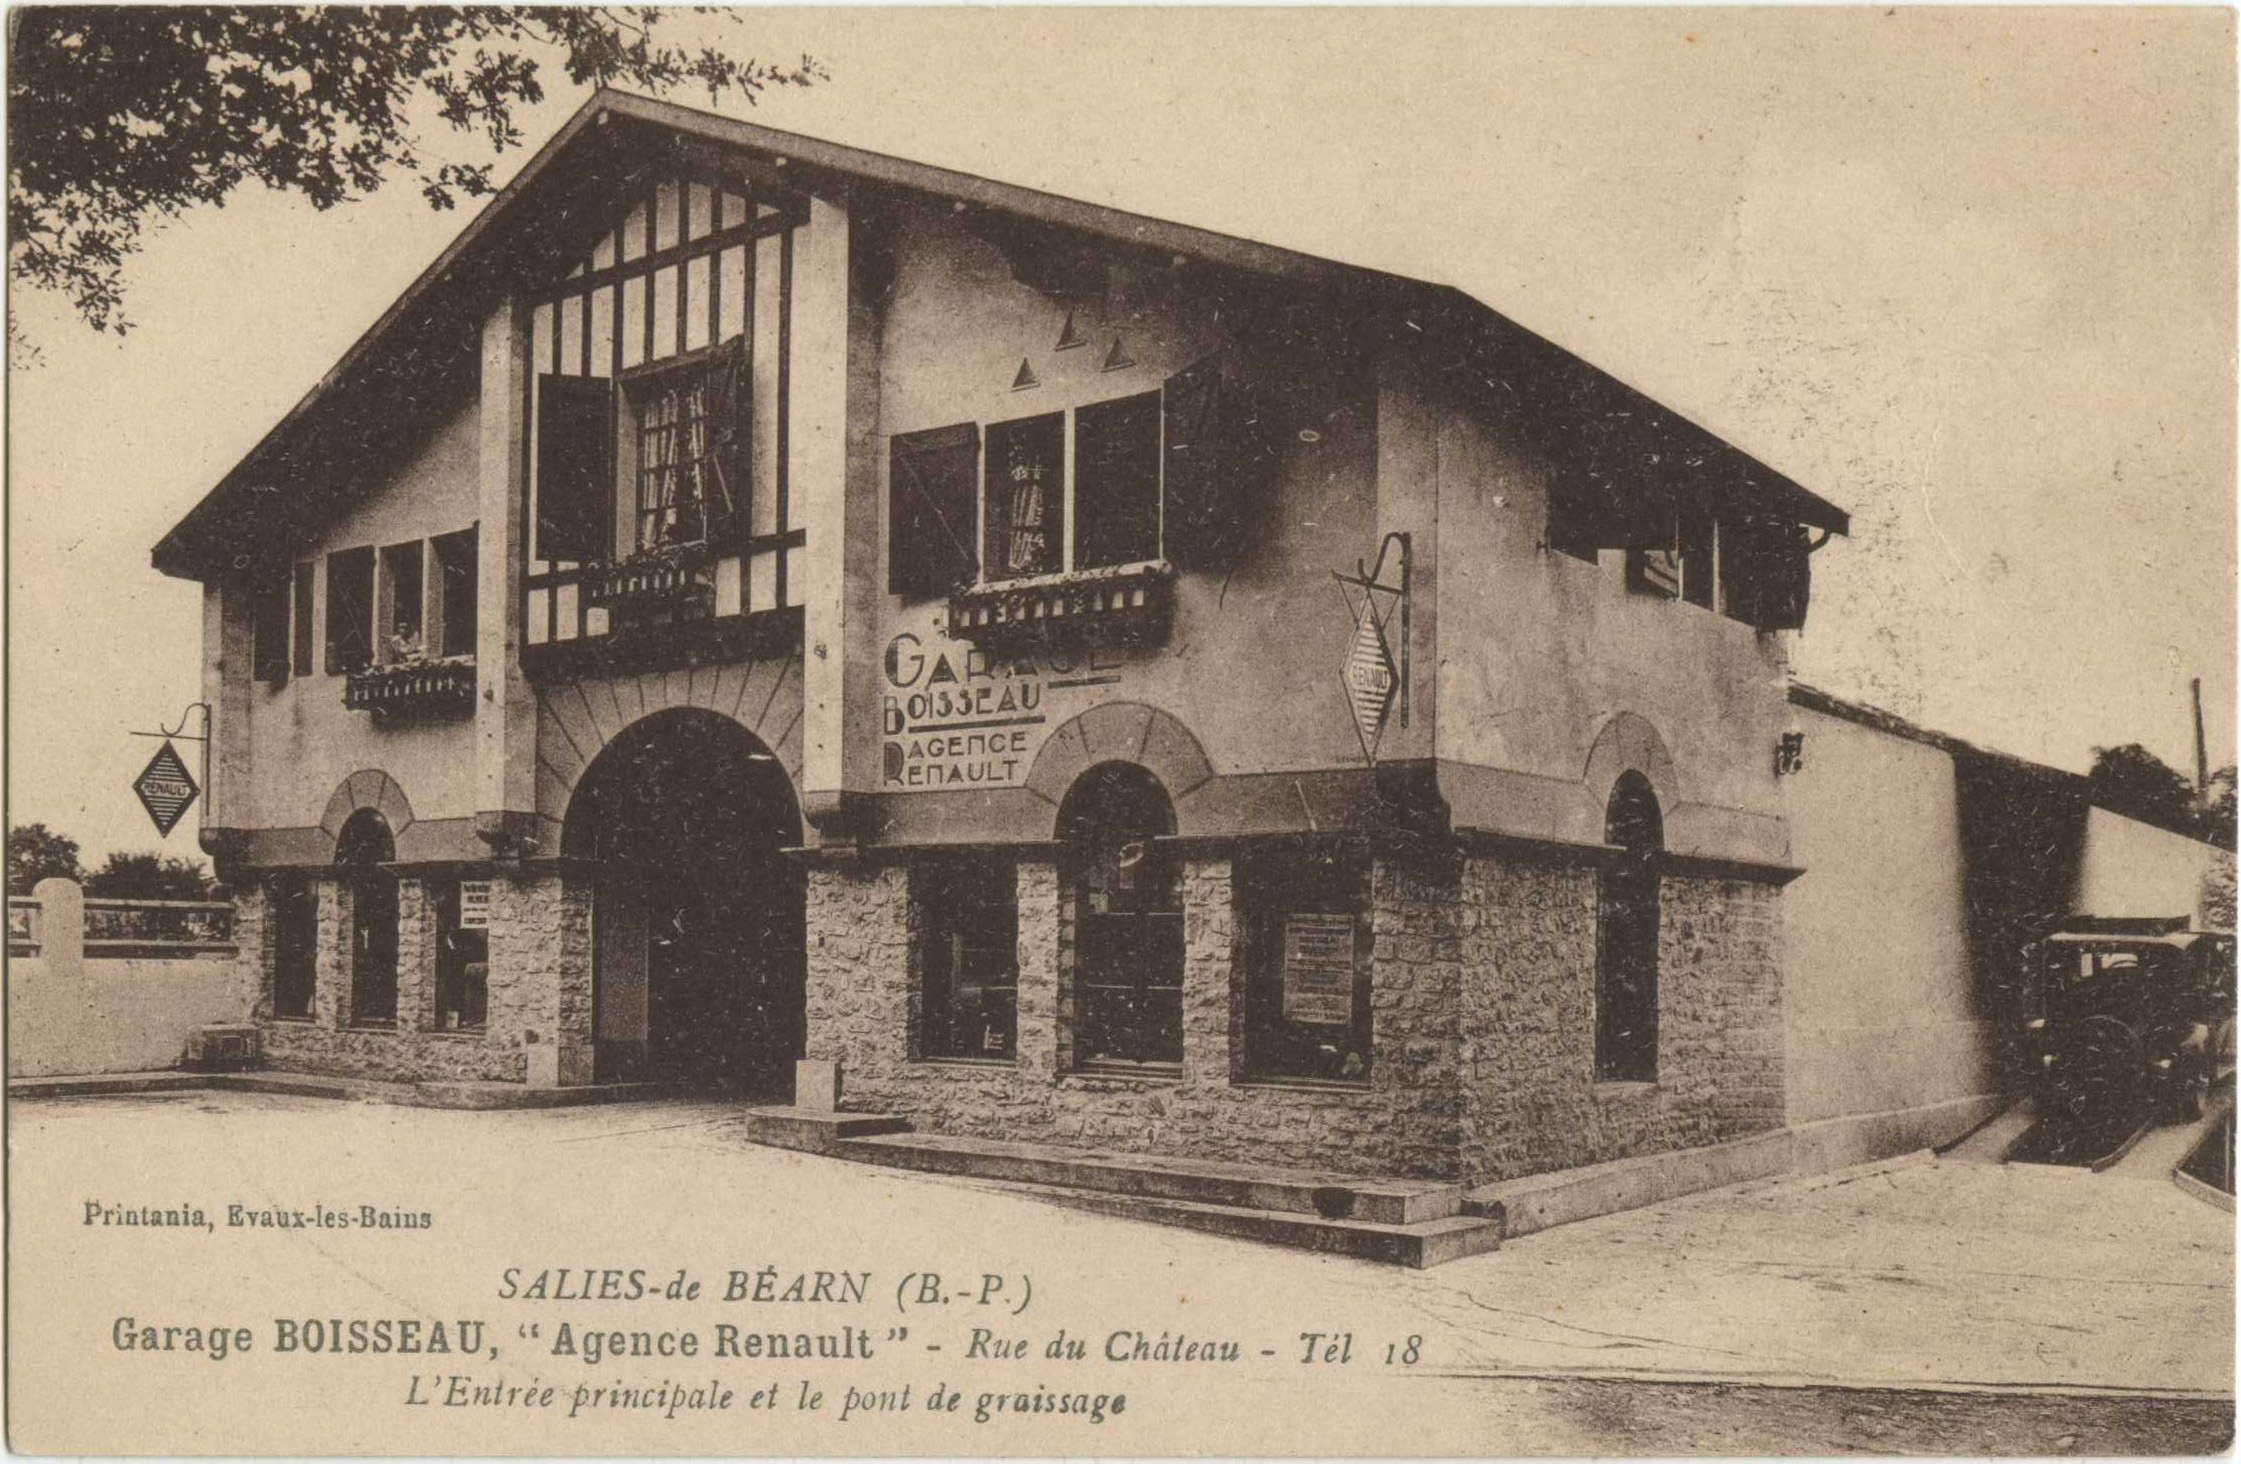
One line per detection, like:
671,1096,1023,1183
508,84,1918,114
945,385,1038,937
202,578,254,832
1015,860,1060,1081
795,191,883,843
394,878,433,1034
315,878,349,1028
235,879,272,1019
1180,858,1235,1086
474,296,537,856
491,871,592,1086
803,861,911,1080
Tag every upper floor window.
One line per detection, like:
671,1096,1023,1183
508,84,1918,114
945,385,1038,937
886,353,1274,600
1548,477,1812,631
624,340,747,554
984,411,1065,578
431,529,478,658
325,546,375,674
323,530,478,677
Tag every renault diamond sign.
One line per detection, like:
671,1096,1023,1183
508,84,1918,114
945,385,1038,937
132,740,199,838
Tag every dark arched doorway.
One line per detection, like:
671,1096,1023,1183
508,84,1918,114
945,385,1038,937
564,708,805,1093
336,808,399,1027
1596,771,1664,1083
1059,761,1183,1070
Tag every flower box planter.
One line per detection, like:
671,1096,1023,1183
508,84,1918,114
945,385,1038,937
947,561,1176,653
344,656,477,723
586,543,716,620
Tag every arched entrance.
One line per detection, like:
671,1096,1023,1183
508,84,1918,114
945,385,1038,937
563,708,805,1093
1059,761,1183,1070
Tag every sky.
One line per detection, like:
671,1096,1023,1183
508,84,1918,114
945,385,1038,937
8,6,2236,864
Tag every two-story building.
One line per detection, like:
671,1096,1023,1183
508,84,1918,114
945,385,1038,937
154,90,1847,1186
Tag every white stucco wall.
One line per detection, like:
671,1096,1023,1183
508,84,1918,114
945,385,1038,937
2074,806,2227,926
242,393,482,833
1781,704,1998,1126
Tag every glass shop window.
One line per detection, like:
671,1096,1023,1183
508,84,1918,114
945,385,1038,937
1063,762,1184,1070
270,879,318,1020
1239,844,1373,1083
916,854,1019,1061
434,879,490,1032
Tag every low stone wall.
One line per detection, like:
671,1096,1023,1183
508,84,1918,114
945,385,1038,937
807,849,1472,1181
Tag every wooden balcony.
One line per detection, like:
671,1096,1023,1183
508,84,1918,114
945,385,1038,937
343,656,477,724
948,561,1176,653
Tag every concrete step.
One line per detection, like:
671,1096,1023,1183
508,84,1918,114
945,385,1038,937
954,1176,1502,1269
834,1130,1463,1225
739,1105,914,1154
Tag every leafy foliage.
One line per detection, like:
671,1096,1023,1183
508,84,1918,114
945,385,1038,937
7,823,85,894
83,850,216,901
2086,744,2200,835
9,7,825,331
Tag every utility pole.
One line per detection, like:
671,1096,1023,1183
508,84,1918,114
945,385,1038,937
2192,677,2211,809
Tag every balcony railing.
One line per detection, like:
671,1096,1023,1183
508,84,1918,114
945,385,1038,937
585,542,716,620
948,561,1176,653
344,656,478,723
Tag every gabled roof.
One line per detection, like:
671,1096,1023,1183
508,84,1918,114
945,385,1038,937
153,88,1847,579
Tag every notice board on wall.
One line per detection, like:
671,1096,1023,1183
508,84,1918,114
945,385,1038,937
458,880,492,930
1281,912,1355,1026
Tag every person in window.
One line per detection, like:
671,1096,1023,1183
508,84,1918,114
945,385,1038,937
389,619,424,664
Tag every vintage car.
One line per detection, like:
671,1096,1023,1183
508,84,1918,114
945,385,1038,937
2023,923,2236,1143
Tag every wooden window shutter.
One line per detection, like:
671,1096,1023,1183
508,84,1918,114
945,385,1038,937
704,336,750,547
888,422,981,598
291,561,315,677
251,567,291,685
535,374,614,563
1162,355,1242,568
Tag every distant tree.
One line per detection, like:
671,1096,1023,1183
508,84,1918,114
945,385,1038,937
6,822,84,893
2200,765,2237,851
84,850,214,901
2086,743,2201,836
8,7,826,333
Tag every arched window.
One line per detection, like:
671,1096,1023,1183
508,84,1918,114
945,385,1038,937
1060,762,1182,1070
336,808,399,1027
1596,772,1663,1083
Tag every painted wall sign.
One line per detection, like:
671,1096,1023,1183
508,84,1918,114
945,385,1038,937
879,631,1125,789
458,880,492,930
1281,912,1356,1026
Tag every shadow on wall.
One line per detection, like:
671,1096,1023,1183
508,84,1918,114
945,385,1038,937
1952,752,2093,1087
5,878,248,1078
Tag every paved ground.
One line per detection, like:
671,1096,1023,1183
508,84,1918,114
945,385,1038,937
8,1092,2231,1454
